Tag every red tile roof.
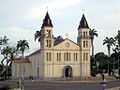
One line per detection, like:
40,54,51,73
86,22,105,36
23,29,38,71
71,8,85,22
29,49,41,56
13,57,30,63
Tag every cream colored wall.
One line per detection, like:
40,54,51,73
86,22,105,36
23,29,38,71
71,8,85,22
43,26,54,49
44,64,81,78
43,39,82,78
29,52,44,78
12,62,20,78
12,63,15,77
79,28,90,77
21,63,31,77
12,62,31,78
54,39,80,50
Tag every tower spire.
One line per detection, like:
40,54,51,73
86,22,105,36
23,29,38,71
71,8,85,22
78,14,89,29
41,11,53,28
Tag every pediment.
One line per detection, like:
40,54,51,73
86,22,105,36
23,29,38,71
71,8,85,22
54,38,80,50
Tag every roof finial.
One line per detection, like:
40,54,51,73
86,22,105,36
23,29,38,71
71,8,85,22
46,6,48,12
82,9,85,14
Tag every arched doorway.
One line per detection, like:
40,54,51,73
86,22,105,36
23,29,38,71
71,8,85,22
64,66,72,77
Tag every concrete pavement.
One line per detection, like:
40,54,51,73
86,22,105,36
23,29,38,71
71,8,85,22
106,87,120,90
0,77,120,90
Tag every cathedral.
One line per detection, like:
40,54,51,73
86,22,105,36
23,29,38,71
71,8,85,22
12,11,90,79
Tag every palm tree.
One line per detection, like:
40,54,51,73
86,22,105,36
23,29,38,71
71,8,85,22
89,29,98,57
34,30,44,48
17,40,29,58
103,37,115,57
54,35,64,43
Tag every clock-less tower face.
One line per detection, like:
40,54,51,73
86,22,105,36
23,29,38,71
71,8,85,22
66,43,69,47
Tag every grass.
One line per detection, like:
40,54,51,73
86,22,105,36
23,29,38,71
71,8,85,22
0,84,13,90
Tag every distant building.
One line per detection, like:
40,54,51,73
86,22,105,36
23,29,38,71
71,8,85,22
12,12,91,79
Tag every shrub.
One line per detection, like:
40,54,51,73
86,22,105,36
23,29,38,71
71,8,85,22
0,84,13,90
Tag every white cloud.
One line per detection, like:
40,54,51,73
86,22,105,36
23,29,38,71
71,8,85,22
25,0,81,19
0,27,40,61
0,27,39,52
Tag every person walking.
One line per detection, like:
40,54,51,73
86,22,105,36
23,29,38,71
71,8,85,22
100,74,107,90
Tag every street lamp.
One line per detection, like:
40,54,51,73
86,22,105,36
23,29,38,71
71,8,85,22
21,65,25,90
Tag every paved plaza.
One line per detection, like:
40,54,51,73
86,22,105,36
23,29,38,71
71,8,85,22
0,79,120,90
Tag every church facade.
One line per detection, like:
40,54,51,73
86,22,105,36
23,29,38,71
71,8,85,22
12,12,91,79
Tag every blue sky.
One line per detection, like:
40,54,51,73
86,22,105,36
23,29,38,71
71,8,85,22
0,0,120,60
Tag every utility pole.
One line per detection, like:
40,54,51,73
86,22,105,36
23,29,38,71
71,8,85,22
21,65,25,90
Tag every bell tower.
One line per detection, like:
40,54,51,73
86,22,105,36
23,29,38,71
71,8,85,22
77,14,90,77
77,14,90,48
41,11,54,49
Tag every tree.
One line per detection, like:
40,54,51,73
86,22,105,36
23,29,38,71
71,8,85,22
34,30,44,48
90,56,97,76
54,35,64,43
114,30,120,52
0,46,17,76
0,36,9,46
17,40,29,58
94,52,108,74
103,37,115,57
89,29,98,57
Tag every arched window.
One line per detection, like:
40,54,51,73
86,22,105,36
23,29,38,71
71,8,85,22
85,32,87,37
83,41,85,48
49,53,51,61
66,52,68,61
86,41,88,48
46,40,48,47
83,53,85,61
46,30,48,37
76,53,77,61
69,53,71,61
86,53,88,61
83,32,85,38
49,40,51,47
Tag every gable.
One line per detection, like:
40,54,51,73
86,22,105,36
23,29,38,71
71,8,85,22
54,38,80,50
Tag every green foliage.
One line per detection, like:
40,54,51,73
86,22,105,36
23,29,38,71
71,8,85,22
89,29,98,40
17,39,29,58
54,35,64,43
90,56,97,76
34,30,44,42
90,52,109,76
103,37,115,46
0,84,13,90
95,52,108,73
103,37,115,56
89,29,98,56
114,30,120,52
0,36,9,46
115,30,120,46
91,67,97,77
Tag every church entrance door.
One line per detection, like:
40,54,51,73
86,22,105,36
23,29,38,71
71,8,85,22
64,66,72,77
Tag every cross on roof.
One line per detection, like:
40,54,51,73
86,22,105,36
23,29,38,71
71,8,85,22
82,9,85,14
46,7,48,11
66,33,69,38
